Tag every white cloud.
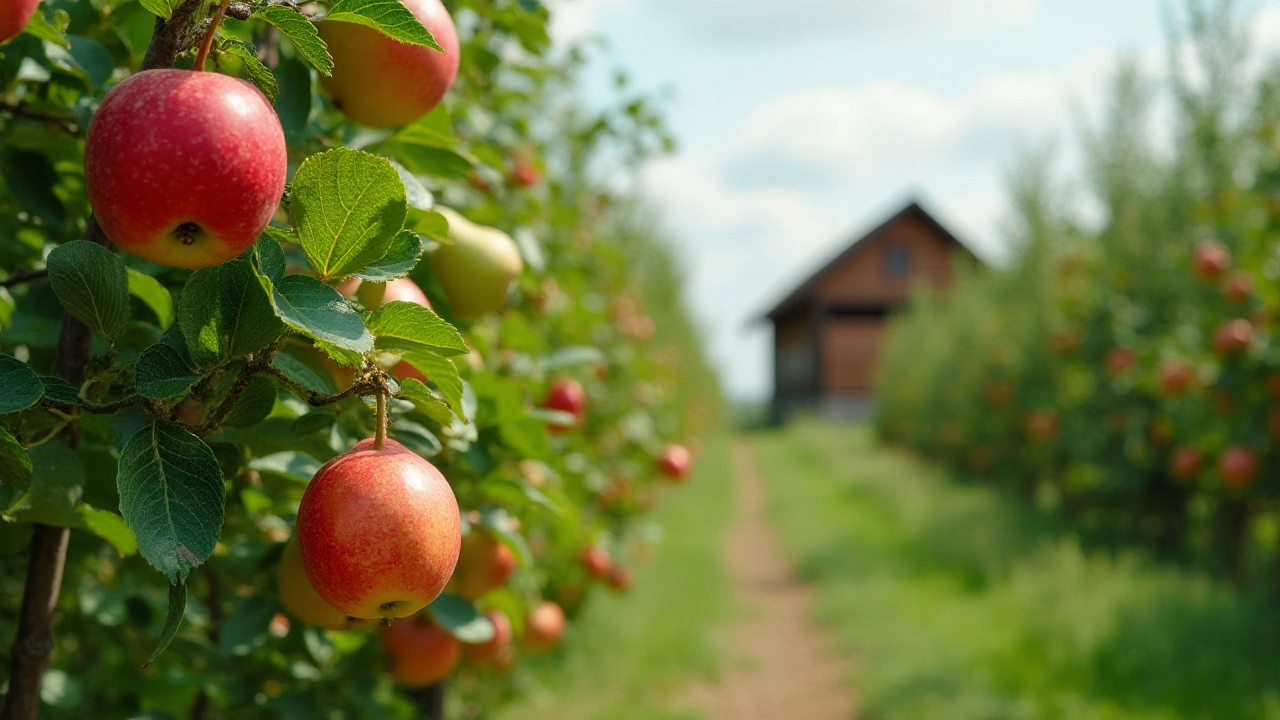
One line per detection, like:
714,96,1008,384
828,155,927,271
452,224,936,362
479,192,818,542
546,0,633,45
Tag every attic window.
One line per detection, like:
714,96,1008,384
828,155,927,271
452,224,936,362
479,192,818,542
884,245,909,277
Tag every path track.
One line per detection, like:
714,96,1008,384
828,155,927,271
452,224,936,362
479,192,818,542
682,437,856,720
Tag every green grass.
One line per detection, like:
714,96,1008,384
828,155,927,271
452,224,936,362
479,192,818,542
493,433,734,720
750,421,1280,720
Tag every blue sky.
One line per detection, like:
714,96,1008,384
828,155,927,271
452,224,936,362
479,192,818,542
550,0,1280,401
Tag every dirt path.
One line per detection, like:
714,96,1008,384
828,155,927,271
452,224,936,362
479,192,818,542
681,438,857,720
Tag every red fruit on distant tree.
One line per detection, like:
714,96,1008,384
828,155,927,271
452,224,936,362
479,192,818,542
448,530,517,600
463,609,514,665
297,438,461,619
656,444,692,481
319,0,459,127
1218,446,1258,489
1170,447,1201,480
1224,272,1253,304
0,0,40,44
580,546,613,579
1158,360,1195,396
510,151,540,188
524,601,565,652
606,563,632,593
380,616,461,686
1025,411,1059,442
1193,240,1230,281
1104,347,1136,376
543,378,586,431
85,69,287,268
1212,319,1252,356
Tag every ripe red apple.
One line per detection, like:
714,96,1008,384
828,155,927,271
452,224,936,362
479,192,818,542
606,563,632,593
1212,319,1252,356
1224,272,1253,304
0,0,40,44
319,0,459,127
1170,447,1201,480
276,537,374,631
430,208,523,319
463,609,513,665
1218,446,1258,489
380,615,461,686
580,546,612,580
657,444,692,481
297,438,461,619
1104,347,1135,376
543,378,586,431
1193,240,1230,281
523,601,565,653
509,151,540,188
85,69,287,269
448,530,516,600
1158,360,1195,396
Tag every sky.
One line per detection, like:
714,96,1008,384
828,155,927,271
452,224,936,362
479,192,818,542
548,0,1280,402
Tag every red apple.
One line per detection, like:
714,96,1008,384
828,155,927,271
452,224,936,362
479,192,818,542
463,609,513,665
580,546,612,580
543,378,586,431
297,438,461,619
380,615,461,686
1193,240,1230,281
1224,272,1253,304
1158,360,1195,396
448,530,516,600
606,563,632,593
1170,447,1201,480
85,69,286,268
276,537,374,631
510,151,540,188
1219,446,1258,489
657,444,692,481
1104,347,1135,376
1212,319,1252,356
431,208,523,319
319,0,459,127
0,0,40,44
523,601,565,652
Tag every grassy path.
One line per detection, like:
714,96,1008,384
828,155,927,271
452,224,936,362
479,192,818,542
751,421,1280,720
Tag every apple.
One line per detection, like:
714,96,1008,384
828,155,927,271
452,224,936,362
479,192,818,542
1158,360,1195,396
85,69,287,269
543,378,586,431
276,537,374,631
509,150,540,188
1025,411,1058,442
1104,347,1135,375
606,563,632,593
1212,319,1252,356
0,0,39,44
656,444,692,481
448,530,516,600
342,276,432,312
523,601,565,652
431,208,523,319
463,609,513,665
1193,240,1230,280
1170,447,1201,480
1218,446,1258,489
1224,271,1252,304
297,438,461,619
580,546,612,580
380,615,461,686
318,0,459,128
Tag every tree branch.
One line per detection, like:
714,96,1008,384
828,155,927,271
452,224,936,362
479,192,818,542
1,268,48,289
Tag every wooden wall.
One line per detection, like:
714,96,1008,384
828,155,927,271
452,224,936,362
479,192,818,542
813,213,957,307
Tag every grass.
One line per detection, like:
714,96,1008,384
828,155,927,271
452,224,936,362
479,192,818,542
750,421,1280,720
493,433,734,720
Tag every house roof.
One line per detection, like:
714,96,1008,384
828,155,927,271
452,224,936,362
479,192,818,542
762,200,980,322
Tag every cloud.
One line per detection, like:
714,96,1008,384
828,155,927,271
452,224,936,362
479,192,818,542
546,0,633,45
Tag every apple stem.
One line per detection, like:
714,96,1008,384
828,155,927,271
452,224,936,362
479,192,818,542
192,0,231,72
374,391,387,451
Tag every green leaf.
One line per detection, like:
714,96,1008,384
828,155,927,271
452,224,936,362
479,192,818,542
429,593,493,643
179,260,283,368
476,507,532,565
218,39,279,103
47,242,130,340
144,582,186,668
127,269,175,331
0,355,44,414
138,0,181,18
353,231,426,282
366,301,466,356
117,421,225,584
388,419,441,457
135,344,200,399
392,144,473,179
38,376,80,405
22,8,70,48
269,275,374,354
398,351,463,417
397,378,453,425
272,56,313,139
325,0,442,49
0,427,32,492
222,375,277,429
272,351,332,395
290,148,407,280
392,107,456,148
77,507,138,556
8,441,84,526
394,161,434,211
220,597,277,656
254,235,286,284
65,36,114,90
254,6,334,76
0,150,64,225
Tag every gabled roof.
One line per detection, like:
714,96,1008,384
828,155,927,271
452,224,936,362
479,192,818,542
762,200,980,321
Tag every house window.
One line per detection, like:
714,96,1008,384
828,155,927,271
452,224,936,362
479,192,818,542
884,245,909,277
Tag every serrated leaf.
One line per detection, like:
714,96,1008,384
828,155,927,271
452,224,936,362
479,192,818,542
39,376,80,405
222,375,277,429
218,39,279,103
117,421,225,584
179,260,283,368
290,148,407,280
144,582,185,668
254,6,333,76
22,8,71,47
47,241,130,340
353,231,426,282
325,0,441,49
397,378,454,425
127,269,175,331
254,235,286,284
135,344,200,399
269,275,373,353
398,350,463,417
138,0,181,18
366,301,466,356
0,355,43,414
428,593,493,643
262,225,298,248
0,427,32,492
